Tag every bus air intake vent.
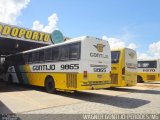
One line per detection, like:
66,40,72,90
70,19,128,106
111,74,118,84
66,73,77,88
147,75,155,80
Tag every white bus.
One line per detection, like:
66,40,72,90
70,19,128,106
137,59,160,82
4,36,111,93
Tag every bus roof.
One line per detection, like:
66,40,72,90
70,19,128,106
7,36,105,56
138,59,160,61
111,47,134,51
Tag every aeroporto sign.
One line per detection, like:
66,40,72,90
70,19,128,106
0,22,63,45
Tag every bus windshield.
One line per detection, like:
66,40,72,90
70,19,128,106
111,51,120,63
138,61,157,68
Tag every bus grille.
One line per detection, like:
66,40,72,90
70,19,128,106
66,73,77,88
111,74,118,84
147,75,155,80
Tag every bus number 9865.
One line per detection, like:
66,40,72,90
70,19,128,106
61,64,79,70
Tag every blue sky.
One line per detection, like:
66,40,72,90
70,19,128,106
1,0,160,59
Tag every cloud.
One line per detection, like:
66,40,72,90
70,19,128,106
0,0,30,24
127,43,137,50
149,41,160,57
32,13,58,33
137,52,153,60
102,35,160,60
32,21,44,31
134,41,160,60
102,36,125,49
102,35,137,50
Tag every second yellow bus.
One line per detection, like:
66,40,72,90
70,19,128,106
111,48,137,87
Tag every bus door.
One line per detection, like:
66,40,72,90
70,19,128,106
111,50,121,85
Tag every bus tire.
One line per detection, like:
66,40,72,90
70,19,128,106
137,76,144,83
7,74,13,84
45,77,56,93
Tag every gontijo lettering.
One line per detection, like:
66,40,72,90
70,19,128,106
0,23,50,42
32,65,55,71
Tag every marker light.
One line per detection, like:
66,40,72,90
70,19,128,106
84,71,88,79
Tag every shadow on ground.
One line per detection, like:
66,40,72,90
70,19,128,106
0,82,151,109
0,81,43,93
108,87,160,95
0,101,13,114
0,101,20,119
56,91,150,109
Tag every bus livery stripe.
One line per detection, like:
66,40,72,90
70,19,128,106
14,65,24,84
19,66,29,84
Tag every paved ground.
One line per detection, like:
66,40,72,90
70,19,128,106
0,81,160,115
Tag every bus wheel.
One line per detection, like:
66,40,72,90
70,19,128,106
137,76,144,83
7,74,13,84
45,77,56,93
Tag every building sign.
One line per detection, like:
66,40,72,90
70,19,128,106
0,22,64,45
51,30,64,44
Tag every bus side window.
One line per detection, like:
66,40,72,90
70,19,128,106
69,43,80,60
52,47,59,61
33,51,39,63
9,56,12,65
59,45,69,61
28,53,32,63
39,50,44,62
12,56,16,65
10,57,13,65
16,54,24,65
7,57,12,66
45,48,52,61
23,53,29,64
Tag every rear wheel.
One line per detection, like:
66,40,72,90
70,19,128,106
45,77,56,93
137,76,144,83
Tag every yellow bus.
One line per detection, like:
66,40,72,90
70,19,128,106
110,48,137,87
4,36,111,93
137,59,160,83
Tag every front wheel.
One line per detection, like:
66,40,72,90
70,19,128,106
45,77,56,93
